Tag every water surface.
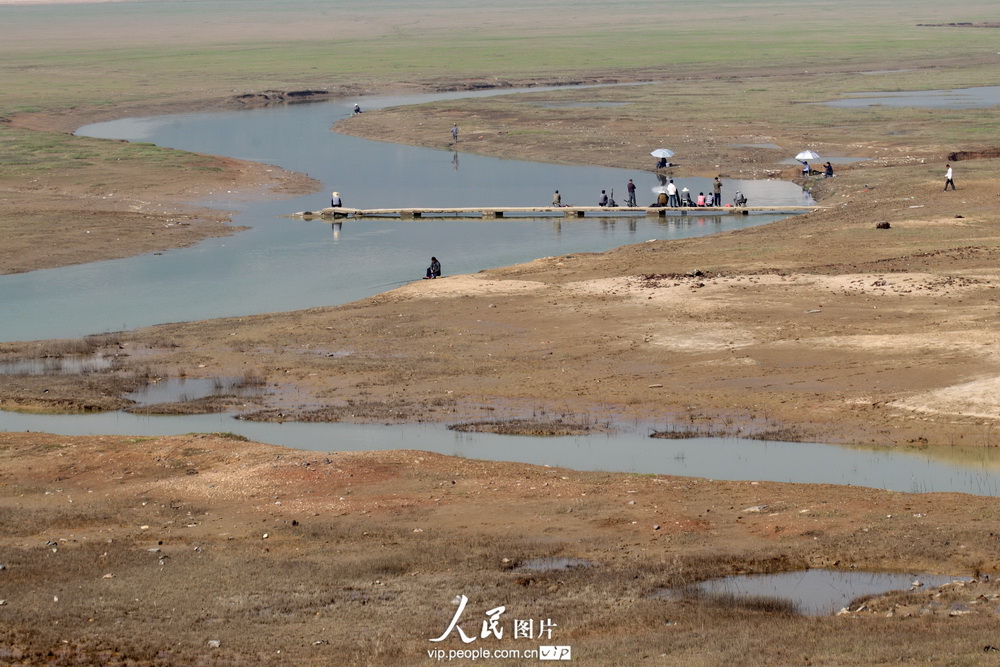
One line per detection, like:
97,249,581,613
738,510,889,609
0,87,806,343
3,412,999,496
824,86,1000,109
671,570,967,616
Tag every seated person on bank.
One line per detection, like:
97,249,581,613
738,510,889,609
824,161,834,178
425,256,441,279
656,157,669,169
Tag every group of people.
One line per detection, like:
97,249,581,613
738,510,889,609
555,176,732,209
801,161,835,178
553,175,736,209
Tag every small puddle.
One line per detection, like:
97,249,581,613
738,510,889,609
823,85,1000,109
126,377,264,407
728,143,782,150
0,354,119,375
659,569,968,616
516,557,593,572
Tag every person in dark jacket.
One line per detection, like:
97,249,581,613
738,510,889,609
425,257,442,279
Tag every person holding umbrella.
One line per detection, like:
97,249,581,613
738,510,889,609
651,148,674,169
796,150,821,178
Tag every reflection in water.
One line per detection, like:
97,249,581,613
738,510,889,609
126,377,217,406
0,354,117,375
452,151,459,171
331,221,342,242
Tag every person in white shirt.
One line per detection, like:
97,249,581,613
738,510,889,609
666,180,678,207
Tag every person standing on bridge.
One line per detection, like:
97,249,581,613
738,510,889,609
330,191,342,208
626,179,636,207
712,176,722,206
666,179,678,207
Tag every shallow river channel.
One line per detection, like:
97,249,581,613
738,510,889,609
4,86,1000,495
3,86,805,342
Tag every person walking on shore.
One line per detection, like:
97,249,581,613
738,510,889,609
712,176,722,206
944,164,956,191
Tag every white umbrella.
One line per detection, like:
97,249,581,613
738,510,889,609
795,150,821,161
651,148,675,158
